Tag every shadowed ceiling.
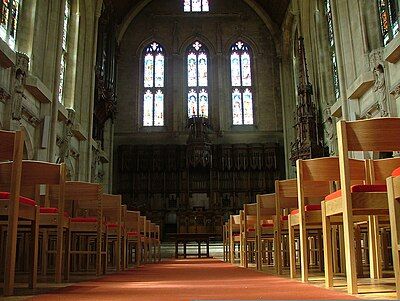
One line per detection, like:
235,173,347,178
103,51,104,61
113,0,290,27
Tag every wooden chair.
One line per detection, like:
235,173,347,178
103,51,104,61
120,205,128,270
322,118,400,294
30,162,67,284
102,194,122,272
229,214,240,264
256,193,276,270
291,157,367,282
125,211,141,267
387,166,400,299
274,179,298,274
223,222,229,262
155,224,161,262
242,204,257,268
0,130,24,296
63,182,104,278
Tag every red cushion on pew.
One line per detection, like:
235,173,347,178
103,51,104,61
291,204,321,215
107,223,118,228
325,184,387,201
281,215,289,221
392,167,400,177
127,231,139,237
70,217,97,223
40,207,69,217
0,191,36,206
248,228,256,232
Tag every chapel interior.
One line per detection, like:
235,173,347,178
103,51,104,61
0,0,400,300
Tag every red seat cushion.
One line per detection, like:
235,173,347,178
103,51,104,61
392,167,400,177
70,217,97,223
127,231,138,237
107,223,118,228
281,215,289,221
0,191,36,206
40,207,69,217
262,222,274,228
291,204,321,215
325,185,387,201
248,228,256,232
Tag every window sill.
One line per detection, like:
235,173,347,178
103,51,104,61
140,126,167,132
230,124,258,131
0,38,15,68
25,74,53,103
346,71,374,99
384,34,400,64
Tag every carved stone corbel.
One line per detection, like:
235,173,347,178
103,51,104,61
11,53,29,121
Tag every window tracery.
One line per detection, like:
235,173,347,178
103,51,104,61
230,41,254,125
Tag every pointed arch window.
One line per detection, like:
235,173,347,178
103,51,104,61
184,0,209,12
187,41,209,118
58,0,71,104
377,0,399,45
230,41,254,125
143,42,165,127
324,0,340,100
0,0,21,50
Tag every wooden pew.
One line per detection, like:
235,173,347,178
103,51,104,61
322,118,400,294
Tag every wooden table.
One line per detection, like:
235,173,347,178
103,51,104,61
170,233,213,259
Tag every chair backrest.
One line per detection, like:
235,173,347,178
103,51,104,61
0,130,23,162
126,210,140,232
229,214,240,232
50,181,102,219
369,158,400,183
297,157,367,207
140,216,146,235
337,118,400,209
275,179,297,208
339,118,400,152
102,194,122,223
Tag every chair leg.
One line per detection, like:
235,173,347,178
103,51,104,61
342,211,358,295
64,229,71,281
322,202,333,288
288,217,296,279
354,225,363,278
274,224,282,275
29,206,39,289
55,223,64,283
299,218,308,283
368,215,382,279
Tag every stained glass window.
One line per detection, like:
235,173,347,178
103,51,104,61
143,42,165,127
186,41,209,118
324,0,340,100
378,0,399,45
183,0,209,12
230,41,254,125
58,0,71,104
0,0,20,50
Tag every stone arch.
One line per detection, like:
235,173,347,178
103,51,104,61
136,37,170,58
223,34,261,56
179,34,216,56
117,0,281,52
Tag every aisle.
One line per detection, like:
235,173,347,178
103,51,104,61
28,259,357,300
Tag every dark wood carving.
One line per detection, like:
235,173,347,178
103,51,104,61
290,37,326,165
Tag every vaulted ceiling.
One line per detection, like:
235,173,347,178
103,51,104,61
112,0,290,27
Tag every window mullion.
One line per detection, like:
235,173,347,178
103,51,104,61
152,54,156,126
239,52,245,125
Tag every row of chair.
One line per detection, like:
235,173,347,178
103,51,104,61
223,117,400,297
0,129,161,296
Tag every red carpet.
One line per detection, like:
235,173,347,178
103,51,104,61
28,259,357,300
